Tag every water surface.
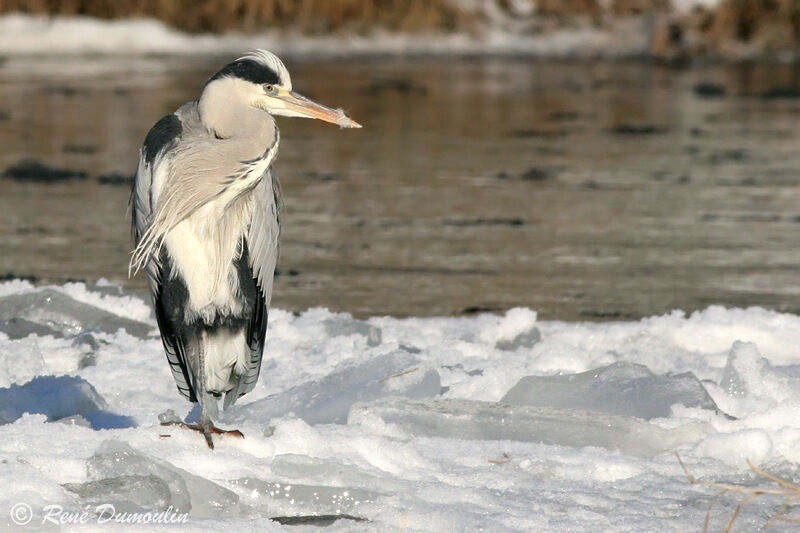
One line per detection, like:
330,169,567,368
2,56,800,319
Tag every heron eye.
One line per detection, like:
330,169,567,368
264,84,274,93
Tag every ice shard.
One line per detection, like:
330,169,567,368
350,398,712,457
502,362,721,420
230,350,440,425
0,289,152,338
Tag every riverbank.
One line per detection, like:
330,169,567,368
0,1,798,60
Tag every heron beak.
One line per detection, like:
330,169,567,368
277,89,362,129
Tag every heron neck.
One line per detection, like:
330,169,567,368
200,96,271,135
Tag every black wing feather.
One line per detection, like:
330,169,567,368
153,252,197,403
223,239,268,408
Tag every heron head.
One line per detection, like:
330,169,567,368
201,50,361,129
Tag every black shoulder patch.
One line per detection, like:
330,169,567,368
208,59,280,86
143,114,182,165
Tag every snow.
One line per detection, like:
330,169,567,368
1,280,800,530
671,0,722,11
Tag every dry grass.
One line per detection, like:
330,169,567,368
0,0,486,34
0,0,799,56
488,452,511,464
677,453,800,532
379,367,419,382
701,0,800,52
0,0,682,34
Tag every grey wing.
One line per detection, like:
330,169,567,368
223,170,281,408
248,169,281,306
131,113,196,402
131,112,184,291
131,149,158,293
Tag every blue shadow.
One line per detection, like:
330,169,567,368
0,375,136,430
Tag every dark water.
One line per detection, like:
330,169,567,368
2,55,800,320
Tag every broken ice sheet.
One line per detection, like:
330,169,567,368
502,361,722,420
228,477,379,518
350,398,712,457
0,288,152,338
270,454,406,494
228,350,440,425
84,440,239,517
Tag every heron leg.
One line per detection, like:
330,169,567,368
160,328,245,449
196,328,216,448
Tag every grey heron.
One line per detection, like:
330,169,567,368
130,50,360,448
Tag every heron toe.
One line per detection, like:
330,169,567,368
160,421,244,449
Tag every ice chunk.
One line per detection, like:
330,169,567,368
323,316,382,347
230,350,440,425
0,375,134,429
350,398,712,457
56,414,91,428
87,441,190,513
228,477,378,518
87,440,239,517
73,332,101,369
63,475,172,513
719,341,800,406
0,336,45,386
72,331,101,352
720,341,761,397
77,352,97,369
0,288,152,338
501,362,720,420
86,280,128,298
477,307,540,350
496,326,541,351
0,317,62,339
158,409,182,425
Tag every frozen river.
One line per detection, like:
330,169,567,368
2,56,800,319
3,280,800,531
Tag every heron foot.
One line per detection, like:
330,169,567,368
160,421,244,449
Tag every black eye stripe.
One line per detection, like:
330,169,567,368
208,59,280,86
